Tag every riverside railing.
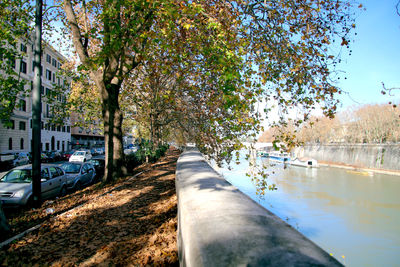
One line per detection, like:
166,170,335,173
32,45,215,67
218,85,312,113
175,149,342,266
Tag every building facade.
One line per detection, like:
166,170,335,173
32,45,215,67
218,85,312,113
70,113,104,149
0,39,71,153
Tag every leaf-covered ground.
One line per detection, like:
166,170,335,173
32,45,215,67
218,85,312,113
0,149,180,266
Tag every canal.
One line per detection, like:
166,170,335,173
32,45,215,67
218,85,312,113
214,156,400,266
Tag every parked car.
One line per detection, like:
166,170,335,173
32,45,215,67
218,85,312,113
0,164,68,207
94,147,104,155
69,150,92,162
13,152,30,167
0,153,15,171
45,151,63,162
61,150,75,161
124,144,140,155
41,153,50,163
60,162,96,190
88,157,105,181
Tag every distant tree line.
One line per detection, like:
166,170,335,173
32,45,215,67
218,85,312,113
259,103,400,145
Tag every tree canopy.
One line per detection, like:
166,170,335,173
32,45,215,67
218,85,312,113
0,0,360,181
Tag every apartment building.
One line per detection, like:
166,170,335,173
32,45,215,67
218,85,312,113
70,112,104,149
0,39,71,153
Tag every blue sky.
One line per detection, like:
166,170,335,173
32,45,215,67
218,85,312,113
335,0,400,110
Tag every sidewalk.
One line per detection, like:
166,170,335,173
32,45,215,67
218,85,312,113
0,149,180,266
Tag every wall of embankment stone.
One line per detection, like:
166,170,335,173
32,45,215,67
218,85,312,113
175,148,342,266
294,144,400,171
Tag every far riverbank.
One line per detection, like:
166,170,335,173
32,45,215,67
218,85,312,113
295,143,400,173
318,160,400,177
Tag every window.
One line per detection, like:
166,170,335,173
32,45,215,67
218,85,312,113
67,126,70,133
57,125,61,132
20,61,27,74
51,124,56,131
62,126,65,132
19,99,26,112
56,167,64,177
46,88,51,96
20,43,27,53
58,62,61,69
46,54,51,63
52,73,55,83
30,119,32,128
41,168,49,179
46,69,52,80
9,138,12,150
7,120,15,130
41,86,44,95
49,167,58,178
41,121,44,130
45,143,49,151
46,104,50,117
52,58,57,67
19,121,26,130
57,140,60,150
20,138,24,149
57,78,60,86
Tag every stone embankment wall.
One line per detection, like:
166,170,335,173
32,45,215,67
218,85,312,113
295,144,400,171
175,148,342,266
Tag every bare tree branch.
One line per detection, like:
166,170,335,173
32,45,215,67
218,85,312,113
381,82,400,96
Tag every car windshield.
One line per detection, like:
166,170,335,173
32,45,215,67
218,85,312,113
0,169,32,183
73,151,85,156
61,163,81,173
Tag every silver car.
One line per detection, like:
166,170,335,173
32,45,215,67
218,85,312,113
13,152,30,166
0,164,68,207
60,162,96,190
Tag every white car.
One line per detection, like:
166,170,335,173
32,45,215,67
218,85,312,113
69,150,92,162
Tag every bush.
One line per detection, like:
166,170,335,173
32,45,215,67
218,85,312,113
124,142,170,171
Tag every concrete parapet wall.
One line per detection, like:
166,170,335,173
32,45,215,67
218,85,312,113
295,144,400,171
175,149,342,266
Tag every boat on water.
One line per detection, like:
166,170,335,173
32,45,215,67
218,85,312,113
268,151,291,162
289,157,318,168
257,150,269,157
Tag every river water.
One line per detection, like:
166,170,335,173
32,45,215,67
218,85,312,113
214,155,400,267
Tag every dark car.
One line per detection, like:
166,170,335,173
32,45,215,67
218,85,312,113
60,162,96,190
45,151,63,162
88,157,105,181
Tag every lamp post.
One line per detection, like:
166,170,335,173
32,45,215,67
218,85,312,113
32,0,43,207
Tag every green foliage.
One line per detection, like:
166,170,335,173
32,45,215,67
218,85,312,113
124,143,170,171
0,0,33,124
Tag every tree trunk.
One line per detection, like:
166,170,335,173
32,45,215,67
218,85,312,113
99,82,126,183
0,202,10,236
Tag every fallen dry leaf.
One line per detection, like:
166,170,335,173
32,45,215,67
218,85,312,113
0,149,180,266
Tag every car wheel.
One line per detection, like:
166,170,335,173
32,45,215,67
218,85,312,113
75,181,82,191
59,186,67,197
